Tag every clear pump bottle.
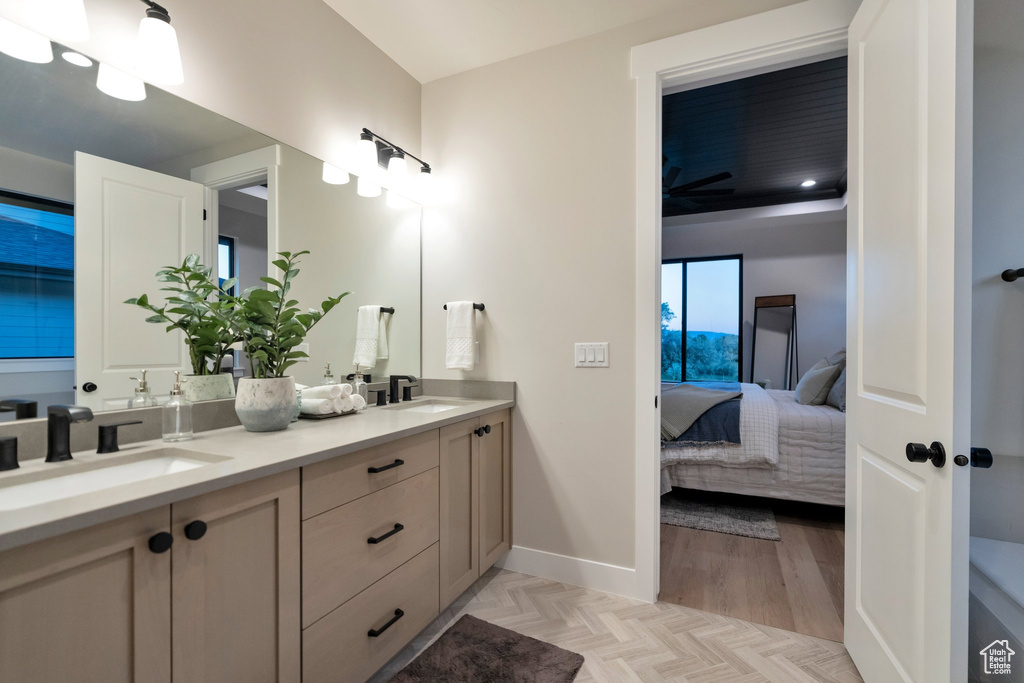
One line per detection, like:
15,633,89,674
127,370,158,409
162,371,193,442
351,365,368,402
323,362,336,385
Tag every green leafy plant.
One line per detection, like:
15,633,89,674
125,254,241,376
231,251,349,378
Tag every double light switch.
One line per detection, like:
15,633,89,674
575,343,609,368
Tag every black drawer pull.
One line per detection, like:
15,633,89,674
367,523,404,544
368,608,404,637
367,459,405,474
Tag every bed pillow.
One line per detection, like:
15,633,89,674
826,347,847,370
795,358,843,405
826,367,847,412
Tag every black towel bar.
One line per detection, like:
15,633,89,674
443,303,485,311
380,307,395,314
1002,269,1024,283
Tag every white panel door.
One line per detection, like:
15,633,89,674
75,152,205,411
845,0,973,681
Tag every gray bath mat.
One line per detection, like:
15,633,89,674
661,493,781,541
390,615,584,682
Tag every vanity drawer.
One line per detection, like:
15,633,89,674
302,430,440,519
302,468,440,627
303,543,440,683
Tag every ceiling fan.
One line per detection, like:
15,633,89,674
662,158,735,206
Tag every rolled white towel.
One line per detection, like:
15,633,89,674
351,394,366,411
301,384,343,400
339,383,353,397
294,383,308,391
333,396,355,413
300,398,335,416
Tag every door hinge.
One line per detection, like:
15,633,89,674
203,209,207,220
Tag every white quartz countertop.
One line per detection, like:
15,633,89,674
0,396,513,553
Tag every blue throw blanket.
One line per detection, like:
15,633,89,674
674,382,742,445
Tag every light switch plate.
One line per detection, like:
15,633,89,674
296,342,310,361
575,342,609,368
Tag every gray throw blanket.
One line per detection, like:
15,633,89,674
660,382,742,441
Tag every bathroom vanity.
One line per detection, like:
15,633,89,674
0,395,513,682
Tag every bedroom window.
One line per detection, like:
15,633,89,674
661,255,742,382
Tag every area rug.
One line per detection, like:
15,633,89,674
390,614,584,682
661,492,781,541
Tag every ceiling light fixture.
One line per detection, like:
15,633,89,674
27,0,90,43
135,0,184,85
97,62,147,101
0,17,54,64
321,162,350,185
357,176,381,198
61,50,92,67
801,179,817,188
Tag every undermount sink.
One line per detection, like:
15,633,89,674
385,399,472,414
0,448,227,511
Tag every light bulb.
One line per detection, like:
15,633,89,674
357,176,381,198
386,190,413,209
416,166,433,194
27,0,89,43
0,17,53,64
136,10,183,85
387,150,408,179
97,62,147,101
322,162,350,185
61,51,92,67
356,133,378,171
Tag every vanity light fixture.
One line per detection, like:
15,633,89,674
801,179,817,188
97,62,147,101
416,165,433,193
61,50,92,67
356,132,378,171
357,176,381,198
322,162,351,185
135,0,184,86
387,150,408,180
0,17,54,64
27,0,90,43
357,127,432,193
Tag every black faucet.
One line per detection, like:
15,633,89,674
46,405,94,462
388,375,418,404
0,399,38,420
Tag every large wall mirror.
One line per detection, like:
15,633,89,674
0,39,421,418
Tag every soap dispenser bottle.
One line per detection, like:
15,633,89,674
351,365,368,402
127,370,158,409
323,362,336,385
162,371,193,442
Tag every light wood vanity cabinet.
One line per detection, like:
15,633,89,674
0,471,300,683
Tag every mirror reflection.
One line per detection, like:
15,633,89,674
0,39,421,418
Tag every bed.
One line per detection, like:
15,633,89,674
660,383,846,507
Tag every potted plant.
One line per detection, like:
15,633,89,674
126,255,241,402
229,250,349,432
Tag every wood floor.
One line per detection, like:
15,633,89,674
374,567,862,682
659,491,846,642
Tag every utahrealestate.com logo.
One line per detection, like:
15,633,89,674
980,640,1015,676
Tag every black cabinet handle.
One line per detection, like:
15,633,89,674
368,459,405,474
367,609,404,637
474,425,492,437
906,441,946,468
148,532,173,554
184,520,207,541
367,523,404,544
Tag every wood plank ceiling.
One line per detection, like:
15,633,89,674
662,57,848,217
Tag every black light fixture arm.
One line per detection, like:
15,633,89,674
140,0,171,21
1002,268,1024,282
362,128,430,171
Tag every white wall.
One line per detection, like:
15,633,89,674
662,214,847,388
421,0,802,574
0,145,73,202
970,43,1024,544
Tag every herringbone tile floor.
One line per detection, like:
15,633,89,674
372,568,863,682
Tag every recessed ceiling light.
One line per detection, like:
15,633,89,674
801,179,817,188
61,51,92,67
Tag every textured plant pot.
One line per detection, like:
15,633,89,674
235,377,296,432
183,374,236,403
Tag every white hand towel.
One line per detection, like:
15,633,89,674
351,394,367,411
377,310,391,361
353,305,381,369
300,398,335,415
333,396,355,413
301,384,343,400
339,383,353,397
445,301,476,370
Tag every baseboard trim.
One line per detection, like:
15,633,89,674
495,545,642,601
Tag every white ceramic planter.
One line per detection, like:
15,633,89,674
183,373,235,403
235,377,296,432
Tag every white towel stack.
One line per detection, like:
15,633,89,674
298,383,364,415
445,301,476,370
353,306,392,369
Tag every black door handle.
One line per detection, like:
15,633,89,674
954,447,994,468
82,382,98,393
148,532,173,554
906,442,946,468
367,523,404,544
367,609,404,637
367,459,404,474
184,520,207,540
474,425,491,437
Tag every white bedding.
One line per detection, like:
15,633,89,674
660,388,846,506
